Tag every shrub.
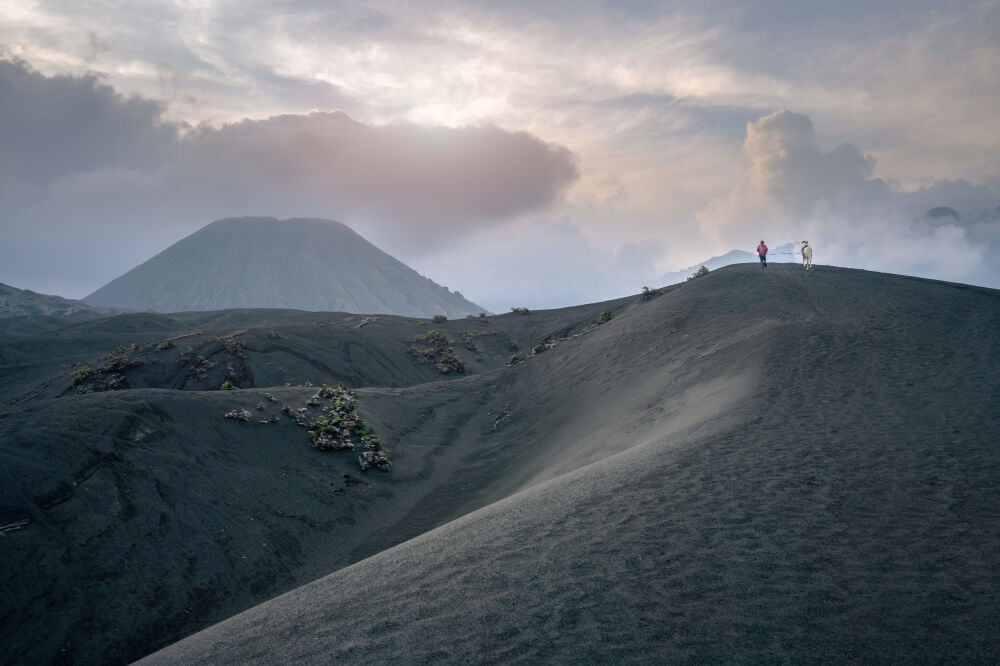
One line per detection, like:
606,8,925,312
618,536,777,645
224,337,246,358
256,402,266,411
581,311,614,335
506,351,529,366
267,329,281,339
221,380,236,390
436,351,466,374
640,285,662,302
687,265,710,281
186,354,217,378
307,384,391,472
103,345,143,373
432,314,448,323
70,367,93,386
511,307,529,315
154,339,176,351
71,343,146,393
408,330,464,373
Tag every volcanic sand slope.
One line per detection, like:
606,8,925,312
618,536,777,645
0,294,631,664
141,264,1000,664
83,217,485,317
3,264,999,663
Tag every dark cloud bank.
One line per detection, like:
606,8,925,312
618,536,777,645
0,58,578,297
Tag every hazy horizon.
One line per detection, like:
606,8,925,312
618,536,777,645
2,1,998,311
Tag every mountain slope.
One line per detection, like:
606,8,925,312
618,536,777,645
142,265,1000,664
3,266,999,663
84,217,484,317
0,282,117,319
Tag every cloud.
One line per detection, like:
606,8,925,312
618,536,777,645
0,57,181,185
171,111,579,245
0,58,579,296
697,109,1000,287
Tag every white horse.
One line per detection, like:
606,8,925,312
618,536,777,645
800,241,813,270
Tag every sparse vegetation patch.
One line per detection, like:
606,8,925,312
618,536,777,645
308,384,391,472
223,337,246,359
71,366,93,386
687,265,710,281
581,310,615,335
70,344,144,393
408,329,466,374
506,351,529,366
533,341,550,354
185,354,217,381
224,408,252,422
103,344,143,374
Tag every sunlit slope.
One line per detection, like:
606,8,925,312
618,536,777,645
141,264,1000,664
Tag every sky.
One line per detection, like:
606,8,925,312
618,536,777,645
1,0,999,311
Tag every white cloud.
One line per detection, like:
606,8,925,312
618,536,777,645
698,109,1000,287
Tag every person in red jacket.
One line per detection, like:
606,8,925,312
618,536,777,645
757,240,768,268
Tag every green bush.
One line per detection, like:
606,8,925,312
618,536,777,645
432,314,448,323
70,366,92,386
308,384,391,472
409,330,464,374
687,265,710,281
224,337,246,358
506,351,529,366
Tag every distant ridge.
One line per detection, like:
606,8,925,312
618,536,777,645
85,217,485,317
0,282,116,319
659,242,798,285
